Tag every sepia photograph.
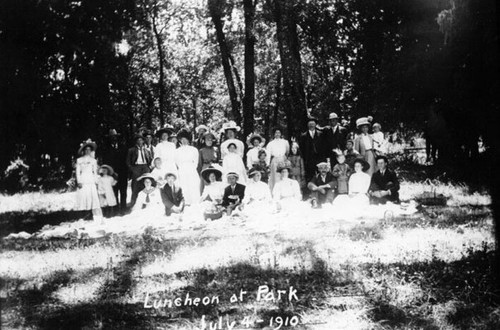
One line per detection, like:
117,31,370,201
0,0,499,329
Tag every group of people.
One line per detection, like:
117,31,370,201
73,112,399,221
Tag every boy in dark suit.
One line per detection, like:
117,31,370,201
369,155,400,204
222,172,246,216
126,135,153,207
160,173,185,216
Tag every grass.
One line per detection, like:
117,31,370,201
0,162,498,329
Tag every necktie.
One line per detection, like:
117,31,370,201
146,192,150,203
140,148,145,163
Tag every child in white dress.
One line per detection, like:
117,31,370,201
97,165,117,217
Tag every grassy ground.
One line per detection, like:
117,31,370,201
0,165,498,329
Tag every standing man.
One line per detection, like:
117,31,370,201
101,129,128,213
299,117,327,184
143,130,155,163
126,134,153,207
324,112,347,168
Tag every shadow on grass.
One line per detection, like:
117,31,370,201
0,209,86,237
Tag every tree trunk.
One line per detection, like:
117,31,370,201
151,10,166,127
273,0,307,140
208,0,242,125
243,0,256,139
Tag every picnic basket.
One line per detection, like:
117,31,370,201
415,180,448,206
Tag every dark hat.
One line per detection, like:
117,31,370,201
78,139,97,155
177,129,192,141
137,173,157,186
156,127,174,138
143,129,154,137
307,116,318,123
165,172,177,180
133,134,145,142
201,166,223,183
353,158,370,172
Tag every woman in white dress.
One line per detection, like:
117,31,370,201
154,127,178,176
76,140,103,221
175,130,201,205
354,117,377,176
266,128,290,190
150,157,168,188
132,174,163,213
220,121,245,160
200,166,226,203
222,143,248,184
272,160,302,207
246,134,266,169
242,168,272,207
342,158,371,207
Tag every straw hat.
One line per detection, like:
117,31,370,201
78,139,97,155
247,133,265,147
195,125,209,134
356,117,370,128
277,160,293,173
99,164,114,176
137,173,157,186
223,121,241,132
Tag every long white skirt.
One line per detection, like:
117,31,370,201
178,166,201,205
77,183,101,210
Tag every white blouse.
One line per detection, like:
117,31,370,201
243,181,272,204
201,181,226,202
348,172,371,195
133,188,163,212
246,147,264,168
154,141,177,172
361,134,373,150
266,139,289,163
272,178,302,201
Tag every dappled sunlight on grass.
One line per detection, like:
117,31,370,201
399,181,491,206
0,191,76,214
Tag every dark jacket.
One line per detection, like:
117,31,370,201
101,142,128,175
324,124,348,151
222,183,246,207
369,169,400,201
126,146,153,170
308,172,337,190
161,183,185,212
299,129,327,164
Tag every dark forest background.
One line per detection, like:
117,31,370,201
0,0,498,183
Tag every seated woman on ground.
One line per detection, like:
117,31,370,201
333,158,371,208
200,165,226,219
133,173,163,213
241,168,272,213
272,160,302,210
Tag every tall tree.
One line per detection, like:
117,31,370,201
272,0,307,139
208,0,242,125
243,0,256,138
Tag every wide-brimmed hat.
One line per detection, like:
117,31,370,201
201,166,223,183
195,125,209,134
99,164,114,176
201,131,217,142
356,117,371,128
372,122,382,129
106,129,121,137
353,158,370,172
78,139,97,155
226,172,239,180
329,112,339,120
155,127,174,138
223,121,241,132
277,160,292,173
316,162,330,169
137,173,157,186
247,167,261,178
247,133,265,147
177,129,192,141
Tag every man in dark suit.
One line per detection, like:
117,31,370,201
101,129,128,213
299,117,328,184
126,134,153,207
324,112,348,169
160,173,185,216
369,155,400,204
221,172,246,216
307,162,336,208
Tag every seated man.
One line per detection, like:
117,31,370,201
221,172,246,216
160,173,185,216
369,155,400,204
307,162,336,208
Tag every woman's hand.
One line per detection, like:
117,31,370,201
77,183,82,189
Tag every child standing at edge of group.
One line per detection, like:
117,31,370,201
97,164,117,217
332,151,351,195
288,141,306,192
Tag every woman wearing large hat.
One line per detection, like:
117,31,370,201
174,129,201,205
220,121,245,160
353,116,376,176
75,139,103,221
154,126,177,177
198,131,221,191
200,165,226,217
132,173,163,212
271,160,302,204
